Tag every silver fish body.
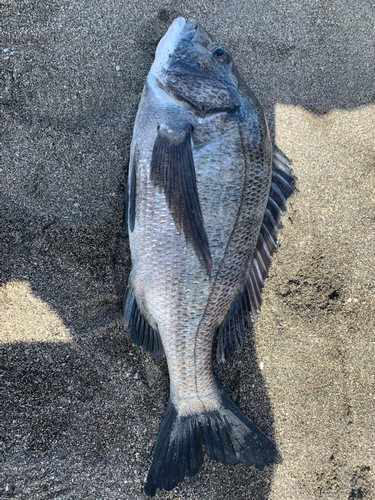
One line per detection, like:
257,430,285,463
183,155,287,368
124,18,294,496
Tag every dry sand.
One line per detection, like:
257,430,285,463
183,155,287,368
1,1,374,499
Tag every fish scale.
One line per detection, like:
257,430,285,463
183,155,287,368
123,17,294,496
191,111,272,401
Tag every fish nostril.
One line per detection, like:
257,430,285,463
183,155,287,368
183,20,198,34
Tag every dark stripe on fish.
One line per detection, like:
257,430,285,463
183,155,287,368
150,124,212,275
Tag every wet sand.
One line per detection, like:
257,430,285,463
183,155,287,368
1,1,374,499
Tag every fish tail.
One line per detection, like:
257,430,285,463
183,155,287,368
144,400,204,497
144,383,281,497
201,383,281,468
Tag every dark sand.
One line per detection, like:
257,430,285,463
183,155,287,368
1,1,374,499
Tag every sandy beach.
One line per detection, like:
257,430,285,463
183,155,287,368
1,1,374,498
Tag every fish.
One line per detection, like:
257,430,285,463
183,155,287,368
123,17,294,496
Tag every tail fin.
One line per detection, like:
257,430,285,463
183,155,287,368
144,384,281,497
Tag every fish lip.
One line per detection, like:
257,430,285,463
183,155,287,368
151,18,187,79
151,18,205,79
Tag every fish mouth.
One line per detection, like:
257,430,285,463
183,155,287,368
151,17,187,78
151,18,201,112
153,17,207,60
151,17,214,80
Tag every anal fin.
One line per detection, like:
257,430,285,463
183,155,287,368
123,285,165,360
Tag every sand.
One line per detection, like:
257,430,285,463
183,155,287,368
1,1,374,498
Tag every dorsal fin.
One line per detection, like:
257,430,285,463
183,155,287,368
216,147,295,363
124,285,165,360
150,124,212,275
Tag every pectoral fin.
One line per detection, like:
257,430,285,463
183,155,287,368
150,124,212,275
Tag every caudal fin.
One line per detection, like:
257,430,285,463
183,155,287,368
144,384,281,497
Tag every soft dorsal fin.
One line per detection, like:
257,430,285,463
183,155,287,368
150,124,212,275
124,285,165,360
216,147,295,363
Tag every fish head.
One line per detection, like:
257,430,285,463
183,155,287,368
151,18,240,116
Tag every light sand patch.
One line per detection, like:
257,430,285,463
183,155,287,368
262,103,375,500
0,281,72,343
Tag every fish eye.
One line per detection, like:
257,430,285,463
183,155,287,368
212,47,231,64
213,47,224,57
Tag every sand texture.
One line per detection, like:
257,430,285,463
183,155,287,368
1,1,374,498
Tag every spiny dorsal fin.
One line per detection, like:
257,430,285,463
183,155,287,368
216,147,294,363
150,124,212,275
123,285,165,360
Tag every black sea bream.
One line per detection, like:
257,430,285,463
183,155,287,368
124,17,294,496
